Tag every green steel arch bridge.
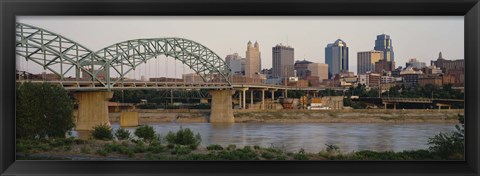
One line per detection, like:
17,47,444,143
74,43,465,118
15,22,233,91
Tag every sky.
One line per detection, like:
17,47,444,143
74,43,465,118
16,16,464,79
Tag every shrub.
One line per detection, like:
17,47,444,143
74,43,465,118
148,141,165,153
207,144,224,151
133,141,147,153
428,114,465,159
16,82,75,139
80,146,90,154
215,147,259,160
96,149,110,156
325,144,340,153
134,125,156,142
115,128,131,140
293,148,308,160
165,128,201,149
91,124,113,140
261,152,275,160
171,145,192,155
276,154,287,160
226,144,236,151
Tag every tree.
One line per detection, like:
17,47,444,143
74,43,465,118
16,82,75,139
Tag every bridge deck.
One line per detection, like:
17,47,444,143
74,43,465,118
16,80,348,91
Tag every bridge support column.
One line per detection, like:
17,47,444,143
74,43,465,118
209,90,235,123
261,89,265,110
238,92,242,109
242,89,246,109
74,91,114,131
250,90,254,109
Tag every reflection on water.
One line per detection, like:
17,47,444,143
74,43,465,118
72,123,456,153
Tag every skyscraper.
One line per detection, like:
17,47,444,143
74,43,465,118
225,53,246,75
245,41,261,78
325,39,349,79
357,50,383,74
374,34,394,62
272,43,294,78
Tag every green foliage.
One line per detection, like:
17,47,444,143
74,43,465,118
91,124,114,140
336,150,434,160
427,114,464,159
80,146,91,154
103,142,134,157
166,143,175,149
16,138,77,154
16,82,75,139
293,148,308,160
325,144,340,153
206,144,224,151
275,154,287,160
226,144,236,151
216,147,259,160
115,128,131,140
134,125,156,142
133,141,147,153
261,152,275,160
147,140,165,153
171,145,192,155
165,128,202,149
96,149,110,156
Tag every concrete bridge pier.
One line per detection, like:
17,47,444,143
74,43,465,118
209,89,235,123
74,91,113,130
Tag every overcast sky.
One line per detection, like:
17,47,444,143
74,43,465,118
17,16,463,79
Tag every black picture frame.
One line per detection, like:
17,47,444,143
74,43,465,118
1,0,479,175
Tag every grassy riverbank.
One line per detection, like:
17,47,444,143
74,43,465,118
16,138,463,161
108,109,463,123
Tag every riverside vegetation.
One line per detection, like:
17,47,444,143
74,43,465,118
16,82,465,160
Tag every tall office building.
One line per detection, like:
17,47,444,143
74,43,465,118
245,41,261,78
357,50,383,74
325,39,349,79
374,34,394,62
272,43,295,78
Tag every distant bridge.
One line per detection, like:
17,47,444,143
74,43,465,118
357,97,464,109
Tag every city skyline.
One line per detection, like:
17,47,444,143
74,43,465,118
16,16,463,79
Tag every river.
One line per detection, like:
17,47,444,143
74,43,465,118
74,122,457,153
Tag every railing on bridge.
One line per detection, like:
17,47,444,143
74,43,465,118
16,80,232,91
382,97,433,103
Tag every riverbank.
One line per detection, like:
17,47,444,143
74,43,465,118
16,138,462,161
109,109,463,123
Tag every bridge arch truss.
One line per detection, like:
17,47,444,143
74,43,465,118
15,22,233,90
